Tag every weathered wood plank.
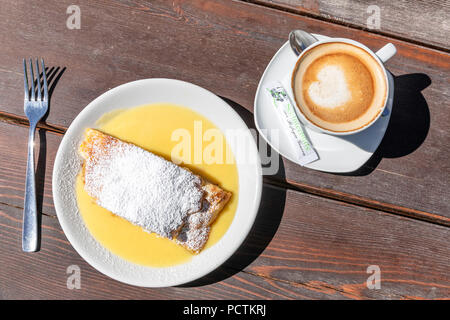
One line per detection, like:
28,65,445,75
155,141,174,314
248,188,450,299
0,1,448,218
249,0,450,50
0,204,327,299
0,122,448,299
1,184,448,299
1,104,448,228
1,119,448,299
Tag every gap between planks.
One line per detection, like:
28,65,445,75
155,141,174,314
239,0,450,54
1,111,448,228
264,177,450,228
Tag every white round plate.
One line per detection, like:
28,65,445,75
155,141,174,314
254,34,394,173
53,78,262,287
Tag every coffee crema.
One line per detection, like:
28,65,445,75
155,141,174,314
292,42,387,132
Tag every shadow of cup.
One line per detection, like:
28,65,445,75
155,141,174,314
378,73,431,158
341,73,431,176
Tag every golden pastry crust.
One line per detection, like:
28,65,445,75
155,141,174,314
176,182,232,253
79,128,113,161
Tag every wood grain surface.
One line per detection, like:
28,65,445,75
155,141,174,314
248,0,450,50
0,0,449,300
0,121,449,299
1,177,448,299
0,0,449,222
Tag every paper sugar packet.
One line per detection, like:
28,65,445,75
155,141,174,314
266,82,318,165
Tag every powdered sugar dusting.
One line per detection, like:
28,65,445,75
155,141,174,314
83,133,204,239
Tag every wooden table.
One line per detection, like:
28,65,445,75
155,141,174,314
0,0,449,300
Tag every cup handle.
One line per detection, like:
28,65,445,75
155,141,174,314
375,43,397,63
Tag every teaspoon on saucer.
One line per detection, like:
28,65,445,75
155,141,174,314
289,30,318,56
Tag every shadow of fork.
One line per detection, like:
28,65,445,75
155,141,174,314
33,66,66,244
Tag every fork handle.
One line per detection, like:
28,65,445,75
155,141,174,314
22,123,39,252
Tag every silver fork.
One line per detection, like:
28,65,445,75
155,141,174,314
22,58,48,252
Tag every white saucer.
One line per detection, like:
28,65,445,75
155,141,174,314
53,79,262,287
254,34,394,173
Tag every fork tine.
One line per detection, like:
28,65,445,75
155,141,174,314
41,59,48,102
29,59,35,101
35,59,42,101
23,59,29,101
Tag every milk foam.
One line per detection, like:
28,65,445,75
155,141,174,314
307,65,351,109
